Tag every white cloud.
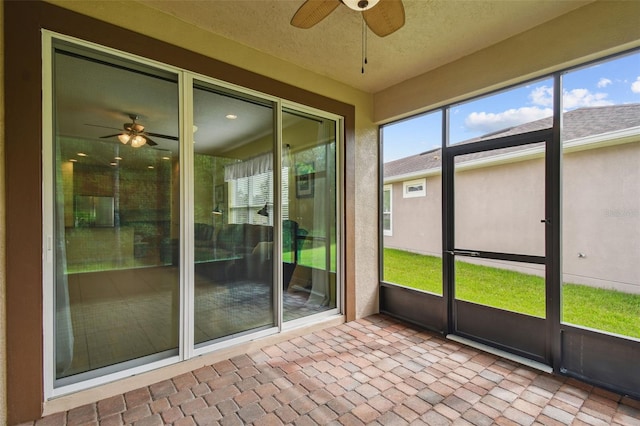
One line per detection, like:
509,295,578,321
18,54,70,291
463,83,618,136
529,85,553,107
529,85,613,109
464,106,553,134
632,76,640,94
597,78,612,88
562,88,612,109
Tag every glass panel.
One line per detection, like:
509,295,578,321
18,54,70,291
561,51,640,339
449,78,553,145
193,83,276,344
282,109,337,321
454,145,545,256
381,111,443,295
453,143,546,316
53,45,180,383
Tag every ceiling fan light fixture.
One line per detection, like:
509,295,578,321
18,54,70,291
343,0,379,11
118,133,131,144
95,113,171,147
130,135,147,148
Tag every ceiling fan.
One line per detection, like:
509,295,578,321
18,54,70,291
92,114,179,148
291,0,405,37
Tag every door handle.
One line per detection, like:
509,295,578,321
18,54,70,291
540,219,551,224
447,250,480,257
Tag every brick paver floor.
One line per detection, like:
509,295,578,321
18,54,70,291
24,315,640,425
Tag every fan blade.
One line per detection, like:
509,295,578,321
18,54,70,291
85,123,121,131
363,0,405,37
100,134,122,139
144,136,158,147
291,0,340,29
145,131,179,141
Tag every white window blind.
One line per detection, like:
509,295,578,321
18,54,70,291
228,167,289,225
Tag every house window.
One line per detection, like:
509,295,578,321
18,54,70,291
229,171,274,225
403,178,426,198
383,185,392,235
227,164,290,226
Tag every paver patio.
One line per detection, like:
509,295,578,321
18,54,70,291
24,315,640,425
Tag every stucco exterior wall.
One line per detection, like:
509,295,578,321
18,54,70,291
563,141,640,292
455,157,546,256
354,123,380,318
385,175,442,257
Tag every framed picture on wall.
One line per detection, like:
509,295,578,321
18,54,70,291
296,162,315,198
215,184,225,204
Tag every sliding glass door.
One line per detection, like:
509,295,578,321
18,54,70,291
46,35,342,393
282,109,338,323
193,82,277,344
52,44,181,385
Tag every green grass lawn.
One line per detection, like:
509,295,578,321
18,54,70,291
295,242,337,271
383,248,640,339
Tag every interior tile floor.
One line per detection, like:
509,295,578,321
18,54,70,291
29,314,640,426
61,266,330,378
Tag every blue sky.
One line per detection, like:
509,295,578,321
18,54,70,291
383,51,640,162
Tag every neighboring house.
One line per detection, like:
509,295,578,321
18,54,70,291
384,104,640,294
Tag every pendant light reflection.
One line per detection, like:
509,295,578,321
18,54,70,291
118,133,147,148
118,134,130,144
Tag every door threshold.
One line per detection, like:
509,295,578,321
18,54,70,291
446,334,553,374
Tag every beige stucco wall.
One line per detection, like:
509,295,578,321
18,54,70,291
563,141,640,293
455,158,546,256
385,175,442,258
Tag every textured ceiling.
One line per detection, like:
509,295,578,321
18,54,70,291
138,0,592,93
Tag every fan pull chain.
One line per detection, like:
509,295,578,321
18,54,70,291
361,16,368,74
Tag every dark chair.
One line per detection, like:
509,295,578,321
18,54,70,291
282,220,307,289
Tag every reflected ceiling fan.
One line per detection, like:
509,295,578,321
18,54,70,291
291,0,405,37
90,114,179,148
